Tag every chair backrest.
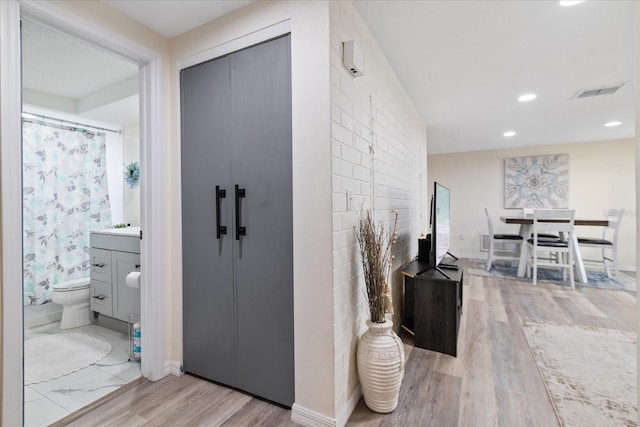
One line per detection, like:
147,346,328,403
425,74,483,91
604,208,624,244
532,209,576,237
484,208,494,235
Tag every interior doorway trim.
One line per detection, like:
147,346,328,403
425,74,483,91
0,1,167,425
177,19,291,70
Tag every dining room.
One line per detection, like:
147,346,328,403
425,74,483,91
427,138,636,278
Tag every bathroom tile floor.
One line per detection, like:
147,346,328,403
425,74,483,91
24,322,141,427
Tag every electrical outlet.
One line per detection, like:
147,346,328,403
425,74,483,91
458,234,464,241
346,189,353,211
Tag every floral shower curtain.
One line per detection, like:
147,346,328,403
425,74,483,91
23,121,112,305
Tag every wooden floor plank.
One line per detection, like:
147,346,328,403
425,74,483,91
466,275,485,301
457,341,497,427
484,279,508,323
66,263,635,427
220,399,297,426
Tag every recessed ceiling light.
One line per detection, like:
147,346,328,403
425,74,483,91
503,131,517,137
518,93,537,102
605,121,622,127
559,1,584,6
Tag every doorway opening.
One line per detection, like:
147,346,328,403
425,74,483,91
1,2,166,426
21,18,142,425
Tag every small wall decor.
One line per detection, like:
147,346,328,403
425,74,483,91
124,161,140,189
504,154,568,209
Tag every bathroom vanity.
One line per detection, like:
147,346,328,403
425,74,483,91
89,227,140,323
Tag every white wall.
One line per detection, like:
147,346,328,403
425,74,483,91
170,1,335,422
123,122,140,226
105,129,124,224
330,2,427,422
428,138,636,270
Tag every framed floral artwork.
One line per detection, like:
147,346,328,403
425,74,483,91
504,154,569,209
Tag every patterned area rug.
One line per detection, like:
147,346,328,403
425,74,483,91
24,332,112,385
468,260,636,291
521,317,637,427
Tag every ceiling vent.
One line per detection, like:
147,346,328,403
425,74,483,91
573,83,625,99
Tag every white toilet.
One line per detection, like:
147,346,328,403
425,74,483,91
50,277,91,329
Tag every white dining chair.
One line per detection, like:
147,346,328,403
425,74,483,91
484,208,523,271
577,209,624,278
523,207,560,242
526,209,576,289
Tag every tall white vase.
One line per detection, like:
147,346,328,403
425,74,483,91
357,319,405,413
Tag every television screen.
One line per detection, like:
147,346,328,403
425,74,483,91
433,182,451,267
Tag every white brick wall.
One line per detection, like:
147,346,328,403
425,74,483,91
330,1,428,421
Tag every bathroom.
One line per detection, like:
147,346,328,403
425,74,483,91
22,19,142,426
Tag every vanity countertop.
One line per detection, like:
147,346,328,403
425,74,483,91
91,226,141,237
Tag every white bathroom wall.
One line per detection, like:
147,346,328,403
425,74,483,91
105,131,124,224
22,104,124,224
123,122,140,226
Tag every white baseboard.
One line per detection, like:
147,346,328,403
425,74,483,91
164,360,182,377
619,264,636,273
291,403,335,427
291,385,361,427
454,253,485,261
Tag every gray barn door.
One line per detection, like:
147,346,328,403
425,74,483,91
181,35,293,407
181,56,235,387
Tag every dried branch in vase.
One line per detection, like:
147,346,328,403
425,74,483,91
355,210,399,323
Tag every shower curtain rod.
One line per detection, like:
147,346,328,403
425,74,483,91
22,111,122,135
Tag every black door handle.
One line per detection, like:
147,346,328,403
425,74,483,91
235,185,246,240
215,186,227,239
92,263,105,268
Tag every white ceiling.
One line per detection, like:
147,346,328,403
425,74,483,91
102,0,256,38
353,1,635,154
23,1,636,154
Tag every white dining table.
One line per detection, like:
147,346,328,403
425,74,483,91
501,216,609,284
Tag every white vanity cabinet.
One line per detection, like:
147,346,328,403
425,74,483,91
90,228,141,323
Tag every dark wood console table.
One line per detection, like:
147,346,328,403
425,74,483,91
401,259,463,357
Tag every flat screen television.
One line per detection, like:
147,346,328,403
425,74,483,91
429,181,458,277
432,181,451,267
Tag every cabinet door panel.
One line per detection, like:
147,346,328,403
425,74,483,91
112,251,141,322
181,56,235,386
230,34,294,407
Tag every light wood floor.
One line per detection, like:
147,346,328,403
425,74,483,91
66,262,636,426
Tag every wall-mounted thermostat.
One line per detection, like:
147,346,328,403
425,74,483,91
343,40,364,77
